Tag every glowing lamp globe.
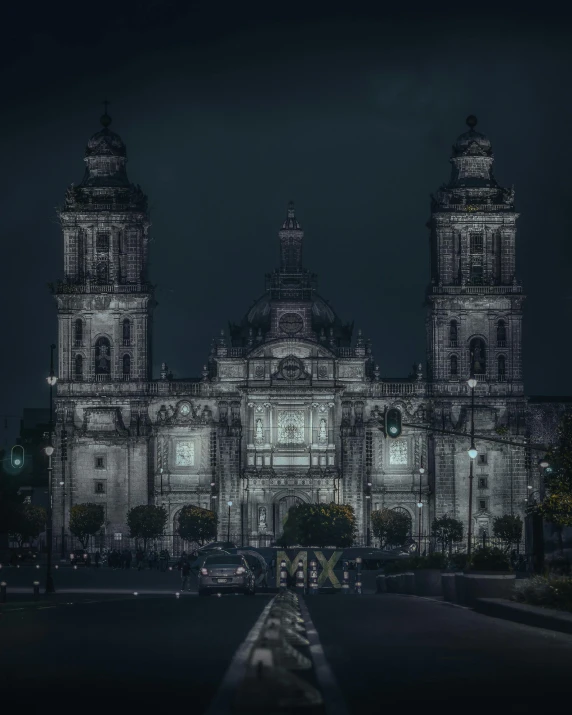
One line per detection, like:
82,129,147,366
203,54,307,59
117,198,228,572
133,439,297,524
228,501,233,507
467,378,477,389
45,446,54,456
468,447,478,459
417,502,423,508
46,375,58,386
539,460,549,469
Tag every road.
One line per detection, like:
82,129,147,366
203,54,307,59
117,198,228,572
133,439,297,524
1,570,571,714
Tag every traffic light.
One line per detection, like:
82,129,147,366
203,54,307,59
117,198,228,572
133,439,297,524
385,408,402,438
11,445,25,470
61,430,68,460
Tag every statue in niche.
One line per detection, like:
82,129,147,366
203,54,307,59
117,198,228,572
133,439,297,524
259,506,267,531
318,418,327,443
255,418,264,444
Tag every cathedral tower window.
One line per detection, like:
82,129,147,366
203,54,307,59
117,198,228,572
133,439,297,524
95,260,109,284
450,354,458,378
95,337,111,377
449,320,458,347
470,338,486,376
470,233,483,254
74,354,83,381
122,318,131,346
496,320,506,347
122,354,131,379
96,232,110,252
497,355,506,382
74,319,83,347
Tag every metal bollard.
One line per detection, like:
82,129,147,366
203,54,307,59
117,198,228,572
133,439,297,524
355,556,362,595
342,560,350,594
33,581,40,600
296,560,305,594
308,560,319,595
1,581,6,603
279,560,287,591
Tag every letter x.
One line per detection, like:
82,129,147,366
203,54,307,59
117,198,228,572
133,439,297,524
315,551,342,588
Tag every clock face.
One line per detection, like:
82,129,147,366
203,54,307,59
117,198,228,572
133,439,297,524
279,312,303,335
179,402,191,416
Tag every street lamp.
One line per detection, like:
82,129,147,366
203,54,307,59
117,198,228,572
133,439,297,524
227,501,233,543
467,376,477,558
418,467,425,554
45,344,57,594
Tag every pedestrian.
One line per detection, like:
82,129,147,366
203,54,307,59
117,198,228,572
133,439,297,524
181,558,191,591
126,550,132,569
94,551,100,568
159,550,167,572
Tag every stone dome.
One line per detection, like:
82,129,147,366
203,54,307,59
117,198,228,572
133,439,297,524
85,127,127,158
452,116,492,157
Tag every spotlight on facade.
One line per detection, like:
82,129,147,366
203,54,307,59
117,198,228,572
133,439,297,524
468,447,478,459
46,375,58,386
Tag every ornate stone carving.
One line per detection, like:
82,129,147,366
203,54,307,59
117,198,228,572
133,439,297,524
277,410,304,444
389,439,408,465
175,441,195,466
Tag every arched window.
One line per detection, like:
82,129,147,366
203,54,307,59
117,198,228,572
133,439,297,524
470,337,487,376
449,320,458,347
74,354,83,381
122,354,131,379
122,318,131,346
95,337,111,376
497,355,506,382
74,319,83,346
95,261,109,284
497,320,506,346
450,355,458,377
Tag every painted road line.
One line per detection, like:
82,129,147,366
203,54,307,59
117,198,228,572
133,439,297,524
204,596,276,715
298,595,351,715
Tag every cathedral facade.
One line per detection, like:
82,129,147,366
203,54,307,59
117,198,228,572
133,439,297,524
50,113,531,549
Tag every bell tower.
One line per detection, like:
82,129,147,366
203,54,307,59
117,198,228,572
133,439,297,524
53,106,154,383
426,116,524,395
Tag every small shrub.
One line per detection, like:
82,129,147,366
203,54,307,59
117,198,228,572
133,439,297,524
468,546,511,572
546,556,572,576
513,576,572,612
383,559,410,574
407,553,447,570
447,552,469,572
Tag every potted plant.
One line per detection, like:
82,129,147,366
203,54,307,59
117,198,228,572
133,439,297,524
395,557,416,595
411,552,446,597
462,546,515,607
383,558,407,593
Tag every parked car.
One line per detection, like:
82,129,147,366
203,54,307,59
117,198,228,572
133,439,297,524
69,549,91,566
198,554,256,596
198,541,237,555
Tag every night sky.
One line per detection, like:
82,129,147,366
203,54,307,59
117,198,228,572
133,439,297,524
1,3,571,445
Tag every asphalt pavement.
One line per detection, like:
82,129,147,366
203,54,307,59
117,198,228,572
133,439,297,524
2,569,572,715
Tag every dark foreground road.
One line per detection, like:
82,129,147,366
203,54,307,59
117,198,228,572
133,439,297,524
2,590,572,715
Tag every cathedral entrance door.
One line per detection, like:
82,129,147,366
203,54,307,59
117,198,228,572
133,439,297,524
276,495,302,536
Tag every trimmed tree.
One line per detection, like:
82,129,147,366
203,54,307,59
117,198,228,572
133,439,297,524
177,505,217,547
69,503,105,549
371,508,411,549
127,504,168,551
281,503,357,548
538,411,572,553
492,514,523,552
431,516,464,555
9,504,47,547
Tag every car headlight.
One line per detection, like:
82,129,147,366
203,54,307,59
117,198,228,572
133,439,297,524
235,566,246,575
200,568,208,576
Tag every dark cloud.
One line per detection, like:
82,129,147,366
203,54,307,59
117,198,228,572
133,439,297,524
1,5,570,443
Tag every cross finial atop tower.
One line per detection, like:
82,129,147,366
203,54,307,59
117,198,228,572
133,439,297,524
100,99,112,128
466,114,477,130
287,200,295,219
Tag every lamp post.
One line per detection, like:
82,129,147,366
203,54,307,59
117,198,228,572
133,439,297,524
467,376,478,558
417,467,425,554
227,501,232,543
45,343,57,594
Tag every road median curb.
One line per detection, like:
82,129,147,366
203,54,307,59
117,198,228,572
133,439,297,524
473,598,572,635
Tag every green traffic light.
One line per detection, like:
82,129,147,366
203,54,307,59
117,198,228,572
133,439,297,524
385,408,402,439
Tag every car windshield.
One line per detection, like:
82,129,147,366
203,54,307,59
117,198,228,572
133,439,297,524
204,555,243,565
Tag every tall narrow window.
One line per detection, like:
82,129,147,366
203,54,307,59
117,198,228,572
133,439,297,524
95,337,111,376
74,354,83,381
470,261,483,284
95,261,109,284
122,354,131,379
493,231,501,282
497,355,506,382
449,320,458,347
96,233,110,251
122,318,131,346
450,355,458,377
74,319,83,346
497,320,506,347
470,337,486,376
470,233,484,253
